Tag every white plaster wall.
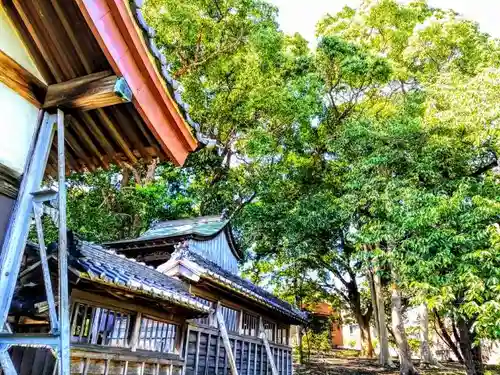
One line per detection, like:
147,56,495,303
0,7,44,174
0,8,44,80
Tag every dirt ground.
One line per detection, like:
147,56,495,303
294,353,500,375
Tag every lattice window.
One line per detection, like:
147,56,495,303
263,320,276,342
276,326,288,345
136,317,178,353
191,296,213,326
241,312,258,337
219,305,239,332
70,302,131,347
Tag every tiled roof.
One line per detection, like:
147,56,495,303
69,240,211,315
168,247,308,323
130,0,215,147
103,215,229,247
140,216,228,241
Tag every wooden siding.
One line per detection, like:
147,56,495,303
188,232,238,274
185,326,292,375
3,344,185,375
4,346,56,375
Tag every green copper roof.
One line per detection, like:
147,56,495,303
139,215,228,241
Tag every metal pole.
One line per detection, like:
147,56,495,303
0,349,16,375
57,109,70,375
33,203,59,334
0,112,55,328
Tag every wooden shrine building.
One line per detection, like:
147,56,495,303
10,237,211,375
8,217,307,375
105,216,308,375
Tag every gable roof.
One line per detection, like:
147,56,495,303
159,247,308,324
104,215,243,260
68,240,211,315
140,216,227,240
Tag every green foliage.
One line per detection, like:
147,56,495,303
302,330,332,354
56,0,500,346
64,164,197,242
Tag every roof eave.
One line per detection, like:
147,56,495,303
163,256,307,324
76,0,198,166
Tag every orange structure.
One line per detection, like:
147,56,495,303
305,302,343,347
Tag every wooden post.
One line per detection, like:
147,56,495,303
253,343,257,375
177,323,187,355
214,333,221,375
238,310,244,335
194,331,201,375
239,341,244,372
204,333,211,375
260,343,264,375
130,312,143,351
259,318,278,375
104,359,111,375
216,311,239,375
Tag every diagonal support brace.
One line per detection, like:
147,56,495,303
0,112,56,329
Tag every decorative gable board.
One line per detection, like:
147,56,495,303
188,231,238,274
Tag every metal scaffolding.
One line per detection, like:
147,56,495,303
0,109,70,374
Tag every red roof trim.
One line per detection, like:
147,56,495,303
76,0,198,165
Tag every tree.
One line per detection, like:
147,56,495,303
316,2,500,374
56,3,500,374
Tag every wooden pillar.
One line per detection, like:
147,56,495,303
215,334,221,375
130,312,143,351
194,331,201,375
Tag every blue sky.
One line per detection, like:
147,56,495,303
269,0,500,43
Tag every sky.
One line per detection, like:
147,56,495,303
268,0,500,44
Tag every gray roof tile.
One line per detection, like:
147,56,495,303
170,246,308,323
70,240,211,314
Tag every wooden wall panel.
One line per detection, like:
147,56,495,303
187,327,292,375
7,347,56,375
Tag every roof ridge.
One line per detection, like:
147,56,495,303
172,247,307,322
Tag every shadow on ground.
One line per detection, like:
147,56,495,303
294,353,500,375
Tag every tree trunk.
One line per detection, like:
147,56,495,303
368,269,379,334
433,310,464,364
457,318,484,375
346,278,373,358
357,316,374,358
374,270,393,367
391,278,418,375
296,325,304,365
419,303,437,367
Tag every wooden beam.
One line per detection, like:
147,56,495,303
259,318,278,375
68,114,109,169
12,0,65,82
1,0,55,83
78,111,122,166
216,311,239,375
0,49,47,107
0,164,20,199
43,70,132,110
95,108,137,164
